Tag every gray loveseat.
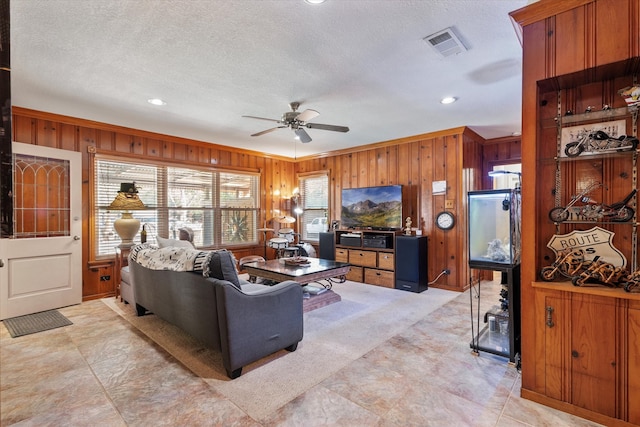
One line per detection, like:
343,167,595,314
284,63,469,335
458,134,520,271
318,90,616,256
128,244,303,379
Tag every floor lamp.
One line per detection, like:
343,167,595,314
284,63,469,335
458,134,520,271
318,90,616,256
294,207,303,244
109,183,146,248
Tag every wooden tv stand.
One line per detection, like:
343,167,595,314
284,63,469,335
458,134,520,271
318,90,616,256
334,229,399,288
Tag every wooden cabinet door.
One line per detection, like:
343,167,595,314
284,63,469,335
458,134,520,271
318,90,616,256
536,289,569,401
629,300,640,425
570,294,617,418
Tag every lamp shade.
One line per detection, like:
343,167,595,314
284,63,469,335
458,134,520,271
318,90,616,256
108,183,146,210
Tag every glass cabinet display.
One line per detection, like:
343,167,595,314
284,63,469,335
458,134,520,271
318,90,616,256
468,189,522,269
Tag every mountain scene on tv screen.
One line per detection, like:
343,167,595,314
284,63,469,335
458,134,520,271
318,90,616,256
341,187,402,228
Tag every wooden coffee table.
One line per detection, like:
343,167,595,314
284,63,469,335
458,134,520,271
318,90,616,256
242,257,350,288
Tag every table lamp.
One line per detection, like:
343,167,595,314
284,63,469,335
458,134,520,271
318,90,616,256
108,182,146,247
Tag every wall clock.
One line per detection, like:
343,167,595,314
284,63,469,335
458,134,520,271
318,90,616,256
435,211,455,230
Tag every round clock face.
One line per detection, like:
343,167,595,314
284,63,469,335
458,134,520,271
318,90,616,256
436,211,455,230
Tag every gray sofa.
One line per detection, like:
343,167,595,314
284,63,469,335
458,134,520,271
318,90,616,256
127,244,303,379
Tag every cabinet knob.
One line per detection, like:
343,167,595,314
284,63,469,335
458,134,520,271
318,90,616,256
546,306,555,328
571,350,579,358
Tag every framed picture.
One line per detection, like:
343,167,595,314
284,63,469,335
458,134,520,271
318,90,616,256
560,119,626,157
331,220,340,230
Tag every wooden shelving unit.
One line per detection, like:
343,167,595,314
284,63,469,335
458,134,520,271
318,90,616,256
334,229,398,288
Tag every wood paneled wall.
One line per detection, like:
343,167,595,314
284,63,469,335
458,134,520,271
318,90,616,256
296,127,487,292
511,0,640,406
12,107,297,300
11,107,519,299
482,136,522,189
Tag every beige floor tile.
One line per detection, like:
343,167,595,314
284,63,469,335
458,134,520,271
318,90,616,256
0,281,604,426
261,385,380,426
321,356,412,416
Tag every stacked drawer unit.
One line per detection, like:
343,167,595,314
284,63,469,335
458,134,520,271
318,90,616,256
334,230,397,288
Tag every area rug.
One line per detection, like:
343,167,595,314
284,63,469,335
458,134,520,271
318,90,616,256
102,280,457,420
2,309,73,338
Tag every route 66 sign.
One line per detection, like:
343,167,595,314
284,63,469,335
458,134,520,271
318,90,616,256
547,226,627,267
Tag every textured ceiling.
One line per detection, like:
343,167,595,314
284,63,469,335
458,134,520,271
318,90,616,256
11,0,529,158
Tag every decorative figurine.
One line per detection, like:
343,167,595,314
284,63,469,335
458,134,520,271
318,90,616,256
540,248,589,281
404,217,412,235
622,269,640,293
572,258,627,288
618,85,640,106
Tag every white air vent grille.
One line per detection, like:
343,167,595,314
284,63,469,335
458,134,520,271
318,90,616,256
423,28,467,58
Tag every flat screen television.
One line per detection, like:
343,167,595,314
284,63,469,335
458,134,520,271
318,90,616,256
341,185,403,230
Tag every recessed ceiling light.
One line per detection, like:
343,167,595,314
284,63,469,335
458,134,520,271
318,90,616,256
304,0,326,4
440,96,457,104
147,98,166,106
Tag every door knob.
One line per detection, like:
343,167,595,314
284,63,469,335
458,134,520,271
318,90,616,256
0,259,4,268
74,236,80,241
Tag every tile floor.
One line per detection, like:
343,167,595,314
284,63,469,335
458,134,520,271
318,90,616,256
0,281,603,426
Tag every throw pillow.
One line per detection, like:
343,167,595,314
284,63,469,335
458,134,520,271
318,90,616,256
203,249,241,289
156,236,195,249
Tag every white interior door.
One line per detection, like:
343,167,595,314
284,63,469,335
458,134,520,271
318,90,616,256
0,142,82,320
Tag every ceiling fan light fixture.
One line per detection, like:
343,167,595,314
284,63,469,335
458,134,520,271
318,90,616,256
243,102,347,143
440,96,457,104
294,128,312,143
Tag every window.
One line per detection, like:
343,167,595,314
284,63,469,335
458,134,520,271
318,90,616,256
298,172,329,241
94,158,259,257
490,163,521,189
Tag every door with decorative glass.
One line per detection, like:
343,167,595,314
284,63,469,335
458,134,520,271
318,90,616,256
0,142,82,320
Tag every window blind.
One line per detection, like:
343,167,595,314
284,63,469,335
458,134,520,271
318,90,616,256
94,157,259,257
299,172,329,241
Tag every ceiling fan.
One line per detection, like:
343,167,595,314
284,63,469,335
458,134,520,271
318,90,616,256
242,102,349,143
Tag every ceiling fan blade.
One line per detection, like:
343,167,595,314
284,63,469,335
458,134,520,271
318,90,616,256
242,115,281,123
295,109,320,123
251,127,285,137
294,128,312,143
305,122,350,133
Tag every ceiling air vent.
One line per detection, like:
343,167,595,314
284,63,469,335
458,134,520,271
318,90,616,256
423,27,467,58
